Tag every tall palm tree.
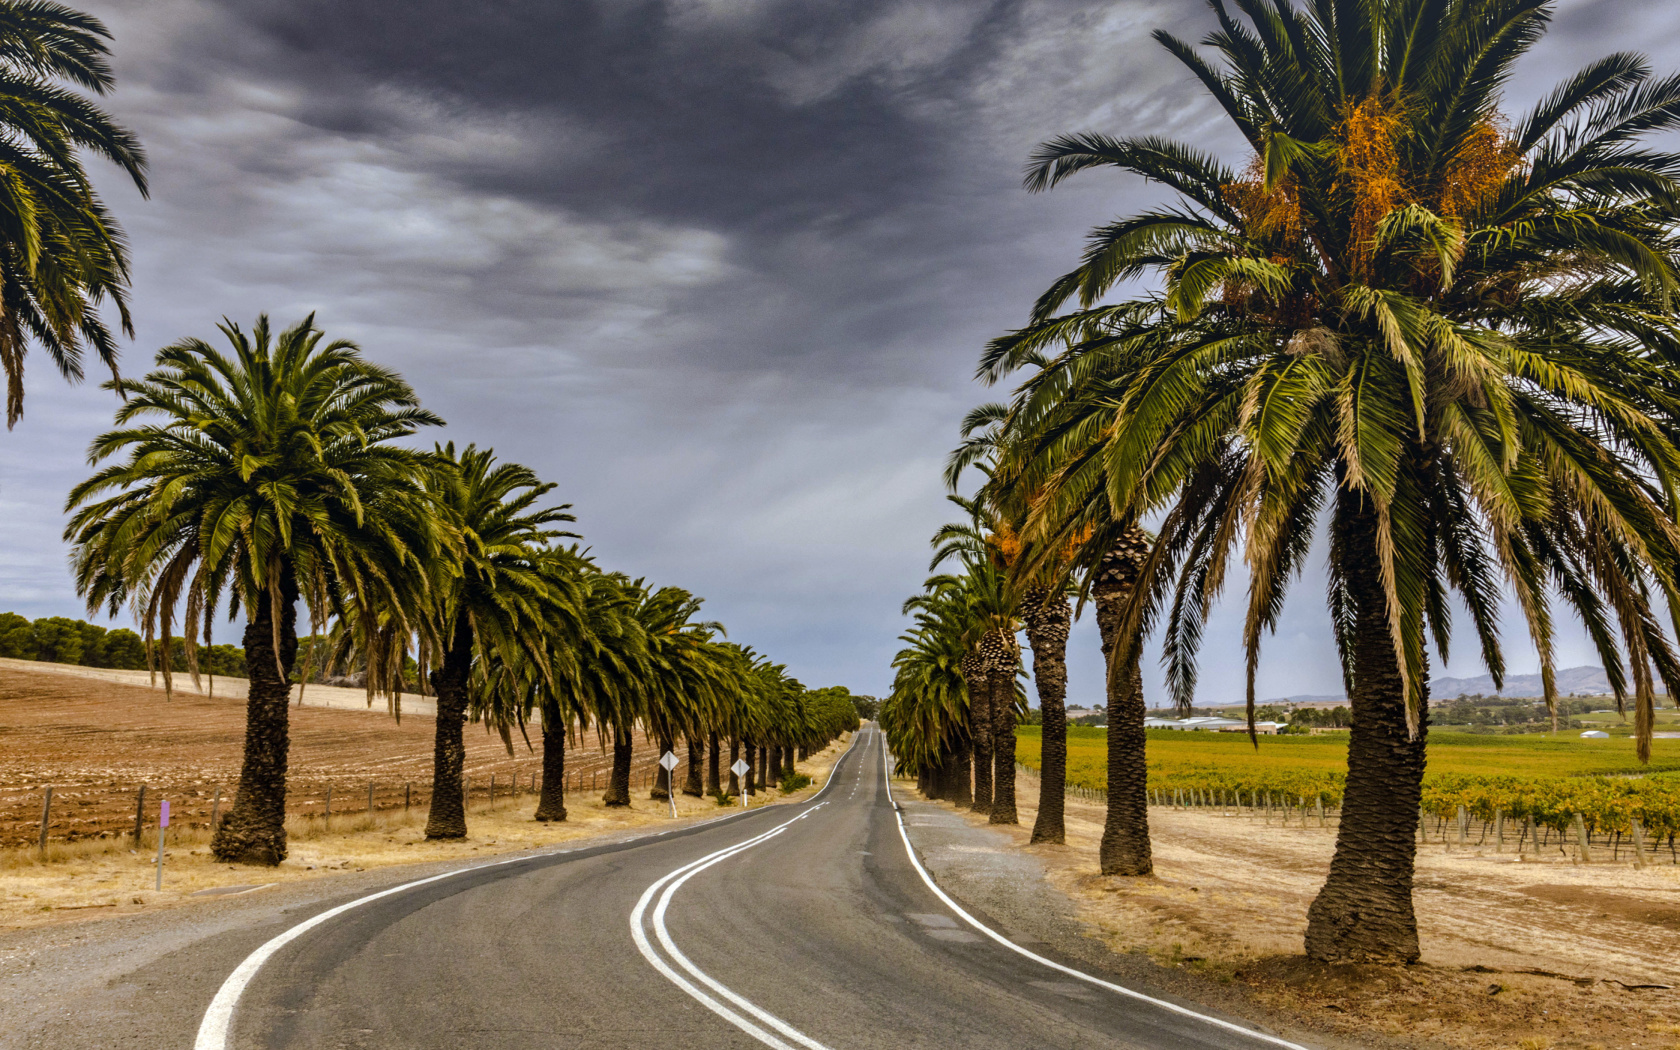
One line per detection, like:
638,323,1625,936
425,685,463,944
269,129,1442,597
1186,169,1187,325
531,562,642,821
881,609,970,794
929,496,1027,823
996,0,1680,961
905,557,1022,822
944,420,1084,843
0,1,148,429
65,315,441,864
420,444,574,839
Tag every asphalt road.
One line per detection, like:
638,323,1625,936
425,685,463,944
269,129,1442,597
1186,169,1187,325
5,726,1315,1050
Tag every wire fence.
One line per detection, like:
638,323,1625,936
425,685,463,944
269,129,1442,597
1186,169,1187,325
6,756,693,855
1014,762,1677,867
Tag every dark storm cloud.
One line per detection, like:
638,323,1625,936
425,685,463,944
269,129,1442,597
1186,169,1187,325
1,0,1661,703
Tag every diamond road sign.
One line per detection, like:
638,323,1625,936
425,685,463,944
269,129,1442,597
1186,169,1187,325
730,759,750,777
659,750,679,771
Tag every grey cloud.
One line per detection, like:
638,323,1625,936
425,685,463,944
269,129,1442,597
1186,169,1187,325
2,0,1670,701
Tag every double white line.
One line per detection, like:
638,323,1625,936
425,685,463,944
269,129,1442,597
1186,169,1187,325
629,804,835,1050
627,729,872,1050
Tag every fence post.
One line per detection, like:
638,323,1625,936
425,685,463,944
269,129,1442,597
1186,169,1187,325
1316,795,1326,828
1574,813,1592,863
368,781,375,815
490,774,496,811
1495,808,1503,852
37,786,52,860
1633,818,1647,869
404,782,411,811
211,786,222,830
132,785,147,848
1457,805,1468,846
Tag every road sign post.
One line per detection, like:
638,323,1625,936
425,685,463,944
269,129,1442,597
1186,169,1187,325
659,751,680,818
730,759,751,808
155,800,170,891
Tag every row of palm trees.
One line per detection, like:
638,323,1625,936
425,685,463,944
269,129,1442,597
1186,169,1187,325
63,315,859,865
886,0,1680,966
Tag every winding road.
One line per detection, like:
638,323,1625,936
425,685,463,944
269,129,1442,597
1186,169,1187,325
171,725,1309,1050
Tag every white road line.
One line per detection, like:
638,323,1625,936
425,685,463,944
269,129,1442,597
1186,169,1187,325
193,808,768,1050
878,734,1314,1050
628,732,866,1050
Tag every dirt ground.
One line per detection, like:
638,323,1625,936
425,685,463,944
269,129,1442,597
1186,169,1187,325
0,664,852,932
933,772,1680,1050
0,663,673,848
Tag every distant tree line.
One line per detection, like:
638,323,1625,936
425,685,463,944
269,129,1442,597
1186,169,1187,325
0,611,247,676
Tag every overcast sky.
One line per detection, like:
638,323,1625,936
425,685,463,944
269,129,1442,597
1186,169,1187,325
0,0,1674,706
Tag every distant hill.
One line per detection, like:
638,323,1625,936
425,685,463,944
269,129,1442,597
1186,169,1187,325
1257,666,1627,708
1432,665,1618,699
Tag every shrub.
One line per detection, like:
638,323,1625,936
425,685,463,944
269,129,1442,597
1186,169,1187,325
779,772,811,793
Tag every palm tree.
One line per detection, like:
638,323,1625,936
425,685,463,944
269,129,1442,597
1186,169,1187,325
65,315,441,864
944,422,1083,843
531,563,643,820
0,1,148,429
997,0,1680,961
881,611,970,795
420,444,575,839
905,558,1021,822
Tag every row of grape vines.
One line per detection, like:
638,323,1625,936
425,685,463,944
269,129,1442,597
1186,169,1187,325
1129,767,1680,837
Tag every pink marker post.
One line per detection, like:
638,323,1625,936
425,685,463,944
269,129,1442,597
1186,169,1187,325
155,800,169,890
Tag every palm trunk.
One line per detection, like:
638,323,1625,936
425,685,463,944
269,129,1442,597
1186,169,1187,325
727,737,741,795
929,747,950,799
782,745,795,778
989,644,1020,825
683,737,704,796
706,732,722,796
652,731,674,799
965,652,993,815
1095,528,1152,875
950,737,973,806
603,724,633,806
1304,495,1427,963
424,611,475,840
756,744,769,792
768,745,782,788
534,701,567,822
211,572,299,865
1024,586,1073,844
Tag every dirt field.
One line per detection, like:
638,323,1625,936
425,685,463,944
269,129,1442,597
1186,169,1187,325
936,771,1680,1050
0,729,851,933
0,663,672,848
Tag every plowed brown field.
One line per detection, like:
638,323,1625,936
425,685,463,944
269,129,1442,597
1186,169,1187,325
0,664,662,848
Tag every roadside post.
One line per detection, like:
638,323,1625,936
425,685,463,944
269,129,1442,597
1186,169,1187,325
731,759,751,808
38,786,52,860
660,751,680,817
156,800,170,890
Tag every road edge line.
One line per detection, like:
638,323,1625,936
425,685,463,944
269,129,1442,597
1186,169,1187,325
879,733,1315,1050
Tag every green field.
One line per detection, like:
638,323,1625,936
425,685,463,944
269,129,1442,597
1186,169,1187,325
1017,724,1680,783
1014,725,1680,834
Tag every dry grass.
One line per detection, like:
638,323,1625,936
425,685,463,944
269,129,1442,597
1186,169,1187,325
908,768,1680,1050
0,732,851,932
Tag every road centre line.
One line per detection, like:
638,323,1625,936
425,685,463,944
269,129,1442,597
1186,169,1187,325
627,732,867,1049
878,734,1314,1050
191,786,794,1050
631,810,833,1050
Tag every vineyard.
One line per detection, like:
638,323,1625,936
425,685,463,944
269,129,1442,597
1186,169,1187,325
1017,725,1680,843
